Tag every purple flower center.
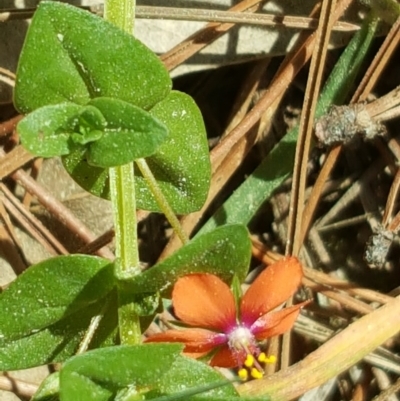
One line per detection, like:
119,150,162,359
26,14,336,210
227,325,258,364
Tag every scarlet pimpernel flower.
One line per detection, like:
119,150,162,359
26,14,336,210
146,256,308,380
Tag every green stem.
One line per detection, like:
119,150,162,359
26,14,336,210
104,0,141,345
109,165,140,274
136,158,189,245
104,0,135,33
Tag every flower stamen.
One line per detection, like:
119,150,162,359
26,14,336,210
244,354,255,368
250,367,263,380
238,368,248,381
238,352,277,381
258,352,276,364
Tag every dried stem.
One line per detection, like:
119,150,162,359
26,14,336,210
286,0,338,257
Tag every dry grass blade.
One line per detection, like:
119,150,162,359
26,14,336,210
0,5,360,32
382,164,400,228
160,0,265,71
373,376,400,401
0,195,26,274
77,228,115,255
238,293,400,399
138,6,359,31
299,16,400,245
0,145,34,179
10,166,114,260
0,67,15,89
353,16,400,102
251,238,394,313
0,115,21,137
0,183,69,256
0,375,38,399
222,59,270,137
286,0,337,257
160,0,354,260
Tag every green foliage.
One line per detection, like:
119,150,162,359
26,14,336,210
59,344,183,401
137,91,211,212
10,1,254,398
59,345,240,401
14,2,171,113
128,224,251,296
31,346,241,401
0,294,113,370
32,372,60,401
0,224,250,370
0,255,114,370
17,103,85,157
0,255,113,341
64,91,210,213
86,98,168,168
146,355,239,400
15,1,211,213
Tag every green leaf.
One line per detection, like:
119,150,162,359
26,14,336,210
59,344,183,401
70,105,106,145
86,98,169,167
14,1,171,113
63,146,111,198
0,254,114,341
148,355,238,400
0,294,115,370
17,103,84,157
136,91,211,212
63,91,211,213
32,372,59,401
128,224,251,295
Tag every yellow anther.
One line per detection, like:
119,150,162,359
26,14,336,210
250,367,263,380
238,368,249,381
265,355,277,364
258,353,277,364
244,354,255,368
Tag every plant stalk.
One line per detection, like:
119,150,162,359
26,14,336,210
136,158,189,245
104,0,141,345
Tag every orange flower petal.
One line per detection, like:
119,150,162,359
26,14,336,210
184,350,212,359
145,328,226,353
240,256,303,326
209,345,239,368
173,274,237,331
251,301,309,339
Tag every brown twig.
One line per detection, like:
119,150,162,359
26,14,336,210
299,16,400,247
0,5,360,32
0,374,38,399
0,196,27,274
160,0,266,72
0,115,22,137
0,183,69,256
9,162,114,260
286,0,338,257
160,0,354,260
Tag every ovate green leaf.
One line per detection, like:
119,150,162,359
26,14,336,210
17,103,84,157
32,372,59,401
128,224,251,295
0,255,114,341
0,294,115,370
149,355,238,400
136,91,211,213
59,344,182,401
63,91,210,213
14,1,171,113
86,97,168,167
